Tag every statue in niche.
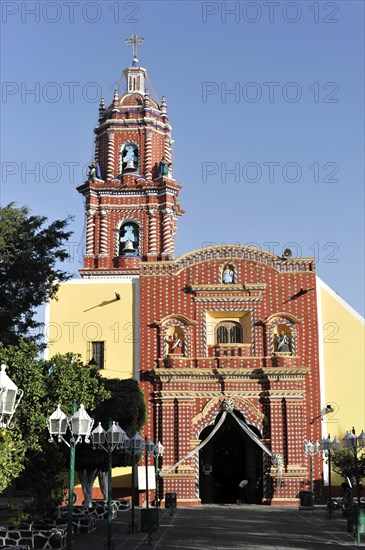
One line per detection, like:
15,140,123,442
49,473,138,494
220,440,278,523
222,265,234,284
122,145,138,172
87,162,96,180
88,161,101,180
119,223,139,256
167,332,183,355
159,157,172,177
277,331,290,352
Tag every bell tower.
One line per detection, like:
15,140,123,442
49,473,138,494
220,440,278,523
77,34,184,277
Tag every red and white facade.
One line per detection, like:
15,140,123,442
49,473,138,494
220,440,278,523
78,45,322,506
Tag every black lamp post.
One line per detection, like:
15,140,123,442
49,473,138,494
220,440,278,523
154,441,164,510
91,421,129,550
144,438,155,509
304,439,321,493
128,433,144,534
343,428,365,545
320,434,341,519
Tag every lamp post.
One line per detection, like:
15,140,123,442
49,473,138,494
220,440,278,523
154,441,164,510
91,421,129,550
304,439,321,493
320,434,341,519
128,433,144,534
0,364,23,429
144,438,155,509
343,428,365,545
48,403,94,550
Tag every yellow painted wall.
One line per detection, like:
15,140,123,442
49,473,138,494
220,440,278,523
319,280,365,436
46,277,138,491
46,278,137,379
318,278,365,486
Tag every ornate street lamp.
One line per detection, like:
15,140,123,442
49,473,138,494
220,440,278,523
320,434,341,519
343,427,365,544
154,441,164,511
304,439,321,493
48,403,94,550
91,421,129,550
0,364,23,429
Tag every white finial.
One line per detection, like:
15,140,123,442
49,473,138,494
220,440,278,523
113,90,119,109
161,96,167,114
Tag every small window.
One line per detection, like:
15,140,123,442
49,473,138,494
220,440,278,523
216,322,242,344
90,341,105,370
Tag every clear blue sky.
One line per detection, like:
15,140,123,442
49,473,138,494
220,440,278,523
1,1,364,315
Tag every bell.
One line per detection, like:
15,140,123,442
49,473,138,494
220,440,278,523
124,239,134,251
125,159,136,171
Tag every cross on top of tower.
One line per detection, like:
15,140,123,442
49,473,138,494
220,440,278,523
125,33,144,66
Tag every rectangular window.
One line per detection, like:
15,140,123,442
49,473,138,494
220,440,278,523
91,341,105,370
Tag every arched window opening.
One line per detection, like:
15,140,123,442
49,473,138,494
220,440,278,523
119,222,140,256
217,325,228,344
216,322,242,345
120,143,138,173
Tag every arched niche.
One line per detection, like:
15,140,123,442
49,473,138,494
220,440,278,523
220,263,236,284
273,323,292,354
119,142,139,174
165,326,184,356
119,221,140,256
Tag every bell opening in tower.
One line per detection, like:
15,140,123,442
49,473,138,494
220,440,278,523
119,222,140,256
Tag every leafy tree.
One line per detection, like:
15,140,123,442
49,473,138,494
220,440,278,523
0,430,25,494
75,378,147,504
0,341,110,521
0,203,72,345
331,448,365,481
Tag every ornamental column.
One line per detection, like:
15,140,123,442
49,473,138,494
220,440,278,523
148,209,157,255
107,132,115,180
85,210,96,256
162,209,174,255
99,211,109,256
164,135,172,166
145,129,153,179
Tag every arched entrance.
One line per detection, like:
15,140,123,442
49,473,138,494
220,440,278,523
199,411,263,504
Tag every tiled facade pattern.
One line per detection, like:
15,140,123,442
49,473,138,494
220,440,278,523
139,247,321,505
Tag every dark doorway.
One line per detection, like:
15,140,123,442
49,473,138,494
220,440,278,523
199,412,263,504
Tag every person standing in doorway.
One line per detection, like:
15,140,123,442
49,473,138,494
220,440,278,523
237,478,249,505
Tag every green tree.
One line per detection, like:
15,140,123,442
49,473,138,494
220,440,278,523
0,203,72,345
0,341,110,521
0,431,25,494
331,448,365,481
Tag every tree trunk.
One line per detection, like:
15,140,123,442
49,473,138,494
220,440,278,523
78,468,98,507
98,470,108,500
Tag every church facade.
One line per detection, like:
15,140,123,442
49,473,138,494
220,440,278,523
47,36,364,506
